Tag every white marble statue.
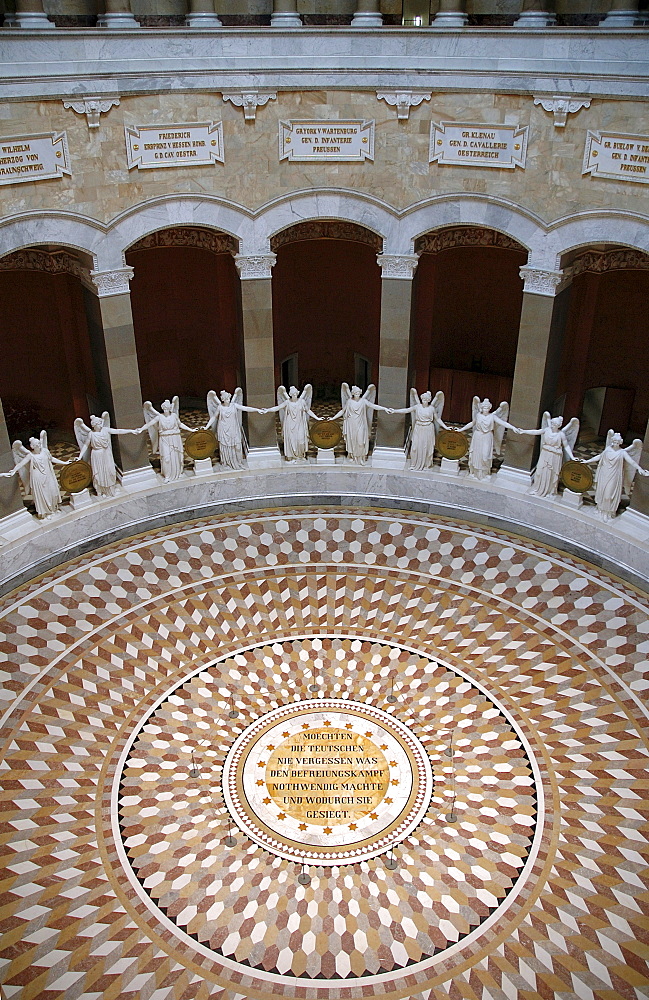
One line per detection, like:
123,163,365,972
458,397,516,481
1,431,69,518
583,430,648,519
142,397,192,483
206,388,264,470
74,412,142,497
263,385,318,462
515,412,580,497
387,389,446,471
332,384,384,465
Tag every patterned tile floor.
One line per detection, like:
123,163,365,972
0,507,647,1000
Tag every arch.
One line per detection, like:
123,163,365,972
546,211,649,269
0,212,104,267
402,195,546,257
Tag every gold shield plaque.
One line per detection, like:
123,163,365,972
560,460,594,494
310,420,343,450
59,460,93,494
185,429,217,460
436,429,469,461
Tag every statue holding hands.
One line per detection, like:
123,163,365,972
262,385,318,462
1,431,69,518
386,389,446,471
458,397,517,481
516,412,580,497
583,431,648,519
332,384,385,465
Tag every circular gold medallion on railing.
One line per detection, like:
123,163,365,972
184,428,217,460
310,420,343,450
560,460,594,493
59,460,93,493
436,429,469,460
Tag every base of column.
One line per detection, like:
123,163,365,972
246,446,282,469
119,465,160,492
599,10,642,26
351,10,383,26
370,446,406,470
494,465,532,491
193,457,215,477
433,11,468,26
561,488,584,509
617,506,649,541
0,506,37,542
270,10,303,26
185,11,223,26
96,12,139,27
439,458,460,476
3,14,18,26
13,11,55,28
69,488,94,511
316,448,336,466
513,11,557,26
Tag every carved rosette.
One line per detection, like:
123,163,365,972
128,228,238,255
376,90,432,121
377,253,420,279
90,267,135,298
533,95,591,128
234,253,277,280
415,226,525,255
519,266,566,297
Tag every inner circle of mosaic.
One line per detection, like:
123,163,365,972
0,505,648,1000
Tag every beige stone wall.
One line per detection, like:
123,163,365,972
0,89,647,231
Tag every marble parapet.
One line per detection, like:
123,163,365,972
1,465,647,596
0,29,647,101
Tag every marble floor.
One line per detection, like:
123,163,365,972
0,506,647,1000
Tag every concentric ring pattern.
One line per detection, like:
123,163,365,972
0,506,647,1000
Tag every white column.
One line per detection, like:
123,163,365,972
514,0,556,27
186,0,222,26
97,0,138,28
270,0,302,27
599,0,642,26
433,0,467,27
351,0,383,28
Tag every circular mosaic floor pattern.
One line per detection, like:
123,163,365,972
0,506,648,1000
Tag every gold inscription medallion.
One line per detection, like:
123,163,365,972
310,420,343,450
560,460,594,494
436,429,469,460
266,727,389,826
185,428,217,460
59,460,93,493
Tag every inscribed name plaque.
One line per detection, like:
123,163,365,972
583,131,649,185
279,120,374,162
125,122,224,171
223,699,433,864
0,132,71,187
430,121,528,170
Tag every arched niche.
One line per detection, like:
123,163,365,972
411,226,527,423
125,227,242,408
270,220,382,401
555,245,649,440
0,246,98,442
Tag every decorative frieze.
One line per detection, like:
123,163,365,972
279,120,374,162
376,253,419,279
430,121,528,170
583,130,649,185
271,220,382,252
414,226,525,255
128,228,237,255
570,247,649,276
90,266,134,298
63,97,120,129
0,132,71,187
376,90,432,121
533,94,591,128
234,253,277,280
0,248,89,283
519,266,566,296
125,122,224,171
222,91,277,122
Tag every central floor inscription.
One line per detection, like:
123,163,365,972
222,699,433,865
266,726,390,825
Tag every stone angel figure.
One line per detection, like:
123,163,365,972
458,397,517,480
583,431,648,520
74,412,142,497
263,385,318,462
206,388,265,470
516,412,580,497
332,384,384,465
387,389,446,471
142,397,193,483
0,431,69,518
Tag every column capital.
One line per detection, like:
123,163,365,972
377,253,419,280
90,266,134,298
234,253,277,280
519,266,568,296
